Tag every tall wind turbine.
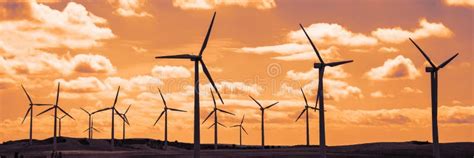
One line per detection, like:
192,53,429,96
202,89,235,150
409,38,458,158
295,88,322,146
80,108,96,140
36,83,74,151
54,115,70,138
153,88,187,149
249,96,278,149
155,12,224,157
231,114,248,146
299,23,353,158
117,104,131,141
92,86,126,149
20,85,53,145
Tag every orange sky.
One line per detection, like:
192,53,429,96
0,0,472,146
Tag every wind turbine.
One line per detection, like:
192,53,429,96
231,114,248,146
153,88,187,149
80,108,96,140
54,115,70,138
20,85,53,145
249,96,278,149
155,12,224,157
299,23,353,158
92,86,126,149
36,83,74,151
117,104,131,142
295,88,323,146
83,118,100,139
202,89,235,150
409,38,458,158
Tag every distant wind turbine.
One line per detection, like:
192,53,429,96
80,108,97,140
409,38,459,158
202,89,235,150
36,83,74,151
299,23,354,158
295,88,323,146
231,114,248,146
117,104,131,142
249,95,278,149
83,118,99,139
153,88,187,149
92,86,126,150
54,115,70,138
155,12,223,158
20,85,53,145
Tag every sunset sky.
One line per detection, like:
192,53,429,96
0,0,472,146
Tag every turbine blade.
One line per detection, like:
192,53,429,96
33,104,53,106
210,88,216,108
155,54,193,59
21,107,32,124
299,24,324,63
58,106,74,120
241,114,245,124
198,12,216,57
295,109,306,122
124,115,130,125
154,110,165,126
55,82,60,106
265,102,279,109
249,95,263,109
438,53,459,69
300,88,309,107
92,107,111,114
202,110,215,124
200,60,224,104
21,85,33,104
113,86,121,107
326,60,353,67
80,108,91,115
168,108,187,112
242,126,248,135
36,107,54,116
93,128,100,132
115,108,125,121
208,123,215,129
158,88,167,107
409,38,436,68
217,122,226,128
83,128,90,133
217,108,235,115
230,125,240,128
124,104,132,114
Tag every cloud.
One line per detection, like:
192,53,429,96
286,67,349,80
371,19,453,44
289,23,378,47
55,77,107,93
444,0,474,7
215,81,263,96
108,0,152,17
240,43,340,61
0,77,16,89
71,54,116,74
132,46,147,53
151,65,192,79
278,79,362,101
378,47,399,53
370,91,394,98
172,0,276,10
401,87,423,94
366,55,420,80
0,1,115,53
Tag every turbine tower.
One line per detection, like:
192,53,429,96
80,108,97,140
117,104,131,142
54,115,69,138
202,89,235,150
20,85,53,145
153,88,187,149
231,115,247,146
37,83,74,151
299,23,354,158
92,86,126,150
155,12,224,158
83,118,99,139
295,88,323,146
409,38,459,158
249,96,278,149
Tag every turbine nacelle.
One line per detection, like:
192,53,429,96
314,63,324,69
426,67,437,72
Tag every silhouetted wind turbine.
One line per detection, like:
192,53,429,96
153,88,187,149
80,108,96,140
295,88,323,146
117,104,131,141
409,38,458,158
155,12,223,157
20,85,53,145
54,115,69,138
299,23,353,158
231,114,248,146
202,89,235,150
92,86,125,150
36,83,74,151
249,95,278,149
83,118,99,139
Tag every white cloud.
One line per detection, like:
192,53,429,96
401,87,423,94
108,0,152,17
286,67,349,81
378,47,399,53
151,65,191,79
371,19,453,44
172,0,276,10
366,55,420,80
370,91,394,98
444,0,474,7
132,46,148,53
55,77,107,93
